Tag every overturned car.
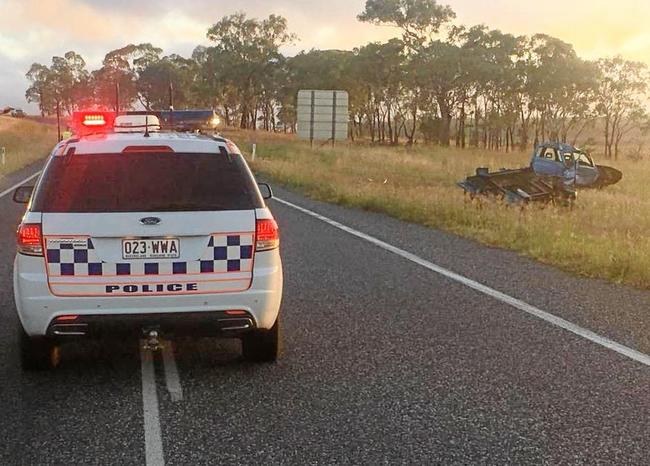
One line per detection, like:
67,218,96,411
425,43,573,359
458,142,622,204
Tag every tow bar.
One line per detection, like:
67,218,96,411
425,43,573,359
142,328,163,352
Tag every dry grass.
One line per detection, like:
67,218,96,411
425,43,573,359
0,116,57,177
2,120,646,288
226,129,650,289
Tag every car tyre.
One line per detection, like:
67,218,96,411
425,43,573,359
19,325,59,371
242,318,280,363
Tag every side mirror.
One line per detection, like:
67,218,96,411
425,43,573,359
258,183,273,200
13,186,34,204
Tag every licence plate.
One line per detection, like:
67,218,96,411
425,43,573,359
122,238,180,260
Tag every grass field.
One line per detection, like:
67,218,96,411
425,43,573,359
0,116,57,177
2,118,647,289
226,129,650,290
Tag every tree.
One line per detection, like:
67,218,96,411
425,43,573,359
358,0,458,145
25,52,90,116
206,12,296,129
518,35,598,147
348,40,407,143
358,0,456,49
93,43,163,110
412,40,463,146
595,57,649,159
50,51,91,114
191,45,240,124
25,63,54,116
24,9,649,155
448,25,521,150
137,54,197,110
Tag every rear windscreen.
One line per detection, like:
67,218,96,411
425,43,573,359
31,152,263,213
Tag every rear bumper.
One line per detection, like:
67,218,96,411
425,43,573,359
14,251,283,337
48,311,256,339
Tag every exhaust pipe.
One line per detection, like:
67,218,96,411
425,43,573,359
51,323,88,336
142,329,163,351
218,318,254,331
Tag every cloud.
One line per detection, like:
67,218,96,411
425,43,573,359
0,0,391,66
0,56,30,108
0,33,31,61
2,0,650,111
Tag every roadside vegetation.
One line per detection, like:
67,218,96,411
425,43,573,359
0,117,56,177
226,130,650,290
11,0,650,288
22,1,650,161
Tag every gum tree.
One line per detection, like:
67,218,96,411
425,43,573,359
596,57,649,159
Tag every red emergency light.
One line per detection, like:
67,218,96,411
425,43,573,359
82,114,108,126
72,111,116,135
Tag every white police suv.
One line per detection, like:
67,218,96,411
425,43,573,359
13,112,283,370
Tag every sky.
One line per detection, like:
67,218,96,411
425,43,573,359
1,0,649,111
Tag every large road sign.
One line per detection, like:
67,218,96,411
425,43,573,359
297,90,348,143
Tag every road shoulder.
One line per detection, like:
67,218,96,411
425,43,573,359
269,184,650,357
0,159,46,197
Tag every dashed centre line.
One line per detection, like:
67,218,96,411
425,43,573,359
5,170,649,466
140,344,165,466
161,340,183,402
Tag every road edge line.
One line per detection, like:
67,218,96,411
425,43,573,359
140,344,165,466
274,196,650,368
0,171,42,199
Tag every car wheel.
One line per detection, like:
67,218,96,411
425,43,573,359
241,319,280,363
19,325,59,371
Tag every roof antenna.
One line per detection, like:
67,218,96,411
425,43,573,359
169,80,174,131
144,114,150,138
115,82,120,116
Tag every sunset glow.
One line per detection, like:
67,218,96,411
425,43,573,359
1,0,649,108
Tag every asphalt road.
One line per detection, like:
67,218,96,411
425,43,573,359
1,163,649,465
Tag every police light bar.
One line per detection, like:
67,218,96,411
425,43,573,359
114,115,161,133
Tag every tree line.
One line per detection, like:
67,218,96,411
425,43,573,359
25,0,650,159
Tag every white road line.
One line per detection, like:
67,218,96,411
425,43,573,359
0,170,42,199
274,197,650,368
161,340,183,402
140,344,165,466
5,170,174,463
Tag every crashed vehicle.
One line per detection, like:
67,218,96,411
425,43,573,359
458,142,622,204
531,142,622,188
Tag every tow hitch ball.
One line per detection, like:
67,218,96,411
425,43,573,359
142,328,163,351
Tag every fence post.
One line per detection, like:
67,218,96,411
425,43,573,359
252,144,257,161
1,147,5,167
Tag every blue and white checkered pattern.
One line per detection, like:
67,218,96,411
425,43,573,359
46,238,103,277
199,234,254,274
45,234,254,277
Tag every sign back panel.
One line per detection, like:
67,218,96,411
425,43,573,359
297,90,349,142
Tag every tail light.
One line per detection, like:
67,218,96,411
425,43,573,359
17,223,43,256
256,219,279,252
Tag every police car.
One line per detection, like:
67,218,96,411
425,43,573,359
13,112,283,370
